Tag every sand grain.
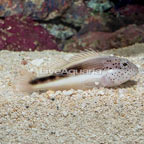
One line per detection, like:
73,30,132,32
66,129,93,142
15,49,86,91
0,43,144,144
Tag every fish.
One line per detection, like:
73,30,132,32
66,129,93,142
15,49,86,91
16,50,138,92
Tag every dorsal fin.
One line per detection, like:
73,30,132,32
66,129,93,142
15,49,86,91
70,49,98,62
59,49,99,69
50,57,68,71
49,49,99,72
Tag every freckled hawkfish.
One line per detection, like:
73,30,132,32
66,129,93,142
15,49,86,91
17,50,138,92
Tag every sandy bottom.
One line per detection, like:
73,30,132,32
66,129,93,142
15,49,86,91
0,43,144,144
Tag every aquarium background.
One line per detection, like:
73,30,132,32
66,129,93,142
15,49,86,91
0,0,144,52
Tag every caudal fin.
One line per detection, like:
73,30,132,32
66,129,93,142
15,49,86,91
15,69,36,93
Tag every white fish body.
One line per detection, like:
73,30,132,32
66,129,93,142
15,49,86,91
33,72,102,90
17,50,138,92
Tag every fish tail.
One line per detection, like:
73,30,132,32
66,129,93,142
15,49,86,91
15,69,36,93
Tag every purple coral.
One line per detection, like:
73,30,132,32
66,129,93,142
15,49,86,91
0,15,58,51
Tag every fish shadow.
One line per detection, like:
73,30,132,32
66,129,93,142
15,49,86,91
112,80,137,89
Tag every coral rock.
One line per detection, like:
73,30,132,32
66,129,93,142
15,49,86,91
110,5,144,26
0,15,58,51
42,24,76,40
0,0,71,20
62,0,90,27
64,24,144,52
78,15,110,36
87,0,113,13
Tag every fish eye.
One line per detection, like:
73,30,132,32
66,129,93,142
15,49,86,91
123,63,128,66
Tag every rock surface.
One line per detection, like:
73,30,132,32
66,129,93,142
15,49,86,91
0,15,58,51
0,1,144,51
64,24,144,52
0,0,71,20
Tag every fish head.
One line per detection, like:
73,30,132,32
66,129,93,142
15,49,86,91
119,58,138,74
101,56,138,87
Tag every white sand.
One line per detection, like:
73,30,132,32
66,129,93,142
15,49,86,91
0,43,144,144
